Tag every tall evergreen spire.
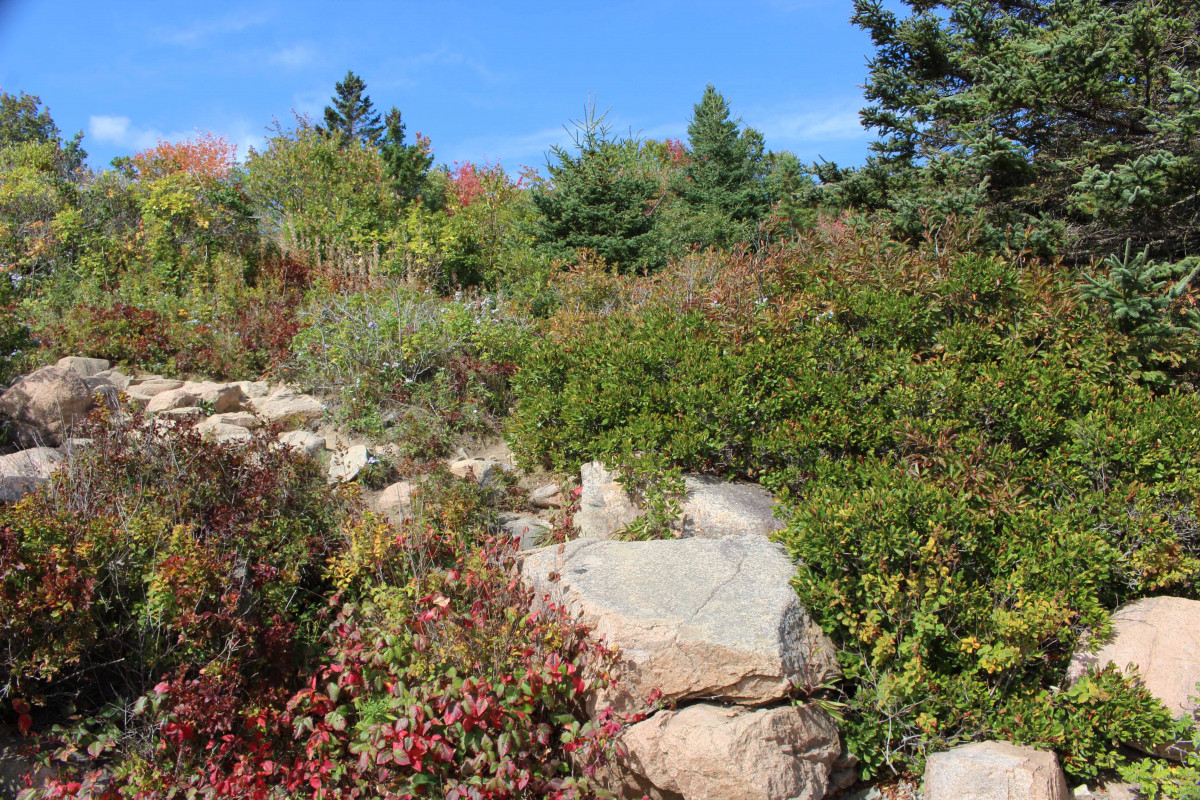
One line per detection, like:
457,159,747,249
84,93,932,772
321,70,383,147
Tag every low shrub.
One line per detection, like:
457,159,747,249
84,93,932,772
507,220,1200,780
0,408,352,711
288,285,531,445
36,295,299,380
2,408,619,799
111,540,620,800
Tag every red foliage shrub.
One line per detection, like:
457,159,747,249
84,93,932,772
38,297,300,380
74,536,625,800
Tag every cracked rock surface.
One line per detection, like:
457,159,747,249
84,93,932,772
520,533,840,716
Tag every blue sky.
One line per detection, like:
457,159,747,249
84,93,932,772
0,0,879,175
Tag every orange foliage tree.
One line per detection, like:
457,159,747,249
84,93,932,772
131,132,237,181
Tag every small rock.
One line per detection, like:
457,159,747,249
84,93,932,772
377,480,414,512
56,356,110,378
613,703,841,800
498,513,551,550
329,445,370,483
1103,784,1139,800
529,482,565,508
520,534,840,716
250,388,325,427
128,378,183,397
146,389,200,415
160,406,204,419
0,447,64,502
181,381,246,413
1067,596,1200,760
84,378,121,410
199,423,252,444
94,369,131,392
573,461,642,538
202,411,261,430
277,430,325,458
235,380,272,399
829,749,860,793
678,474,785,538
196,416,254,436
62,437,93,453
923,741,1069,800
843,789,883,800
0,366,93,446
449,457,507,487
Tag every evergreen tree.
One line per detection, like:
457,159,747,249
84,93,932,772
321,71,384,147
532,105,664,273
676,85,768,226
831,0,1200,262
380,107,433,205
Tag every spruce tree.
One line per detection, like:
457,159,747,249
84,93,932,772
831,0,1200,262
380,107,433,205
321,71,383,147
677,86,767,222
532,105,664,273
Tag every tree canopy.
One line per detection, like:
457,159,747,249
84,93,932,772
827,0,1200,263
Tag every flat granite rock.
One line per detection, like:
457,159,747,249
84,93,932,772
520,533,840,715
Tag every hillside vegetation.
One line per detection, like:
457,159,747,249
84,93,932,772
1,1,1200,797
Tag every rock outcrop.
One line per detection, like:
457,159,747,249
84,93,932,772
1067,595,1200,759
923,741,1069,800
529,482,565,509
498,512,551,550
0,366,93,446
573,461,642,539
521,533,840,716
329,445,370,483
55,356,110,378
278,430,326,458
448,456,509,487
679,474,785,538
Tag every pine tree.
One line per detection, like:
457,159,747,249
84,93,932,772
380,107,433,205
676,86,767,225
321,71,383,147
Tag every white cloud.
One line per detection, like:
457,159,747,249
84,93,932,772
158,9,273,46
270,44,316,70
88,114,263,158
754,104,869,144
87,115,187,150
444,125,571,167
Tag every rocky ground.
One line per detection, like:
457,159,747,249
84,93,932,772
0,358,1193,800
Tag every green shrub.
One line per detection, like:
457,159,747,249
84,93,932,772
507,222,1200,779
289,284,532,444
1120,711,1200,798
